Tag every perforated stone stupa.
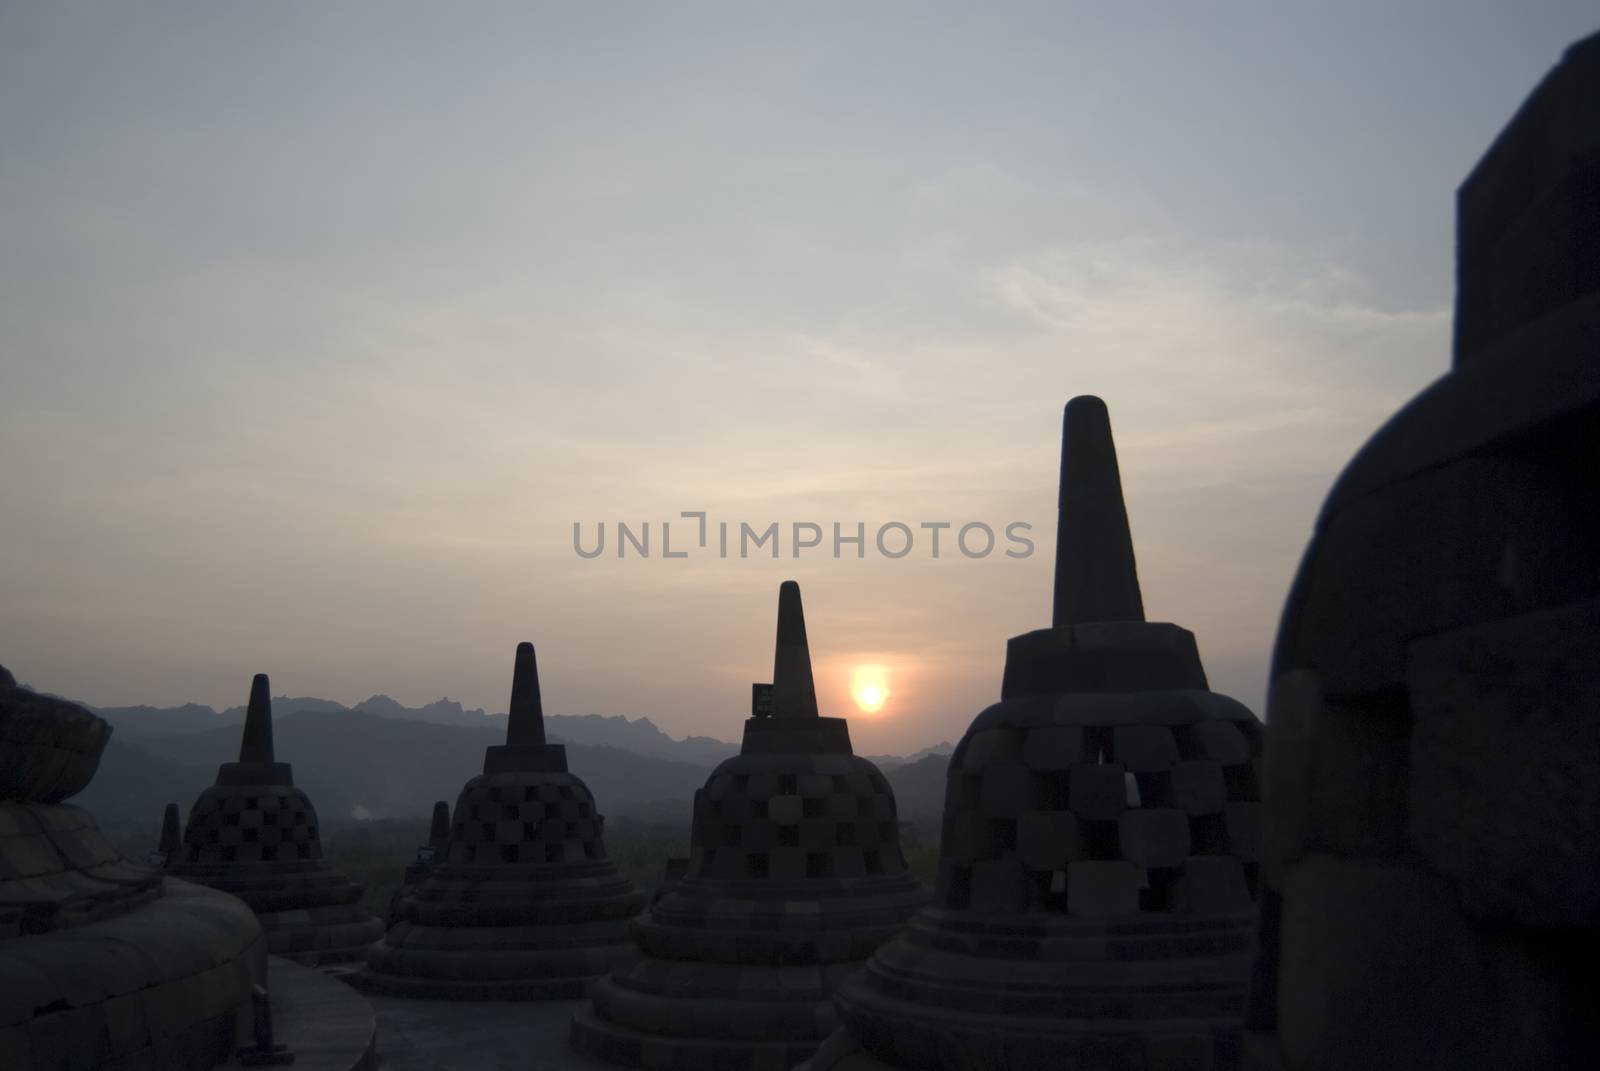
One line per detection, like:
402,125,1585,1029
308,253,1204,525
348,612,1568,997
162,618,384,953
1245,31,1600,1070
355,642,647,999
570,581,929,1071
807,397,1263,1071
167,673,383,964
1,663,265,1070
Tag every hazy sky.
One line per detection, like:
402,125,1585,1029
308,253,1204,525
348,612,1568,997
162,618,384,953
3,3,1595,754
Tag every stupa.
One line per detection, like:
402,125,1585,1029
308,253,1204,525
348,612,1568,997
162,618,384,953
354,642,647,999
385,800,451,923
1245,31,1600,1070
1,663,265,1069
570,581,930,1070
807,397,1263,1071
167,673,384,964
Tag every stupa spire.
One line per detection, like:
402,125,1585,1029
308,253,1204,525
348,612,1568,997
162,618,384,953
1052,395,1146,628
238,673,275,764
771,580,818,718
428,801,450,850
505,642,546,747
159,802,181,857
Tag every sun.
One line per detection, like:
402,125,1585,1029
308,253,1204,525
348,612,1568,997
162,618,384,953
851,665,890,713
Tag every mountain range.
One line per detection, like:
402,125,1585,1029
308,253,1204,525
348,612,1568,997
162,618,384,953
72,694,954,834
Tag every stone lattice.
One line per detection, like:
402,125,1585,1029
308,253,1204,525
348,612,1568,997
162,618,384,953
353,642,647,1000
805,398,1261,1071
168,673,384,964
569,581,929,1071
1,663,266,1070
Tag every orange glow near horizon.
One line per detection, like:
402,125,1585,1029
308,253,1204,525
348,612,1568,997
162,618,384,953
851,665,891,713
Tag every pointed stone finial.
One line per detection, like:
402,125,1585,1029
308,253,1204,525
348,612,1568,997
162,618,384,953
428,801,451,849
1052,396,1146,628
159,802,181,857
771,580,819,718
238,673,276,764
505,642,546,747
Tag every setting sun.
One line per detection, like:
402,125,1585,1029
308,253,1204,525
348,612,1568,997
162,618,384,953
851,665,891,713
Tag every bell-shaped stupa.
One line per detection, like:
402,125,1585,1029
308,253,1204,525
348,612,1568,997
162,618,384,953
807,397,1264,1071
355,642,647,999
1245,32,1600,1070
168,673,384,964
570,581,930,1070
1,663,265,1070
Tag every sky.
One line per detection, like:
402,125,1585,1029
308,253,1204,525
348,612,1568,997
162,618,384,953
3,2,1596,754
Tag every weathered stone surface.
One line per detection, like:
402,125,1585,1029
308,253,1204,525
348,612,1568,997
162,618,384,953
1,672,267,1071
1407,596,1600,927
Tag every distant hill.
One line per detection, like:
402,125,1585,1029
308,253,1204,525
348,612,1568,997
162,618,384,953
91,710,713,831
76,693,949,837
882,752,949,822
92,694,740,765
866,741,954,769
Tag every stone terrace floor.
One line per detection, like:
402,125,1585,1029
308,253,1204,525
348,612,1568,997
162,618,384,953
362,990,617,1071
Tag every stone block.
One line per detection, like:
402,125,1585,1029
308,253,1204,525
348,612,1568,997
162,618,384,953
1174,856,1252,915
798,774,832,798
833,846,867,879
1224,802,1263,863
1144,1032,1216,1071
1407,596,1600,926
1068,762,1127,821
1066,859,1140,917
1276,855,1497,1070
1119,808,1192,869
1190,719,1251,765
1171,761,1227,816
769,847,806,882
798,819,835,851
1017,810,1079,871
1280,453,1594,695
962,728,1023,769
943,811,998,865
971,856,1031,914
979,764,1040,817
1023,725,1088,770
1114,725,1180,771
768,794,802,825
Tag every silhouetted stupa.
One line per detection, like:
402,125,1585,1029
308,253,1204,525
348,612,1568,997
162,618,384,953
355,642,647,999
807,397,1263,1071
1,663,265,1069
167,673,384,964
570,581,930,1070
385,799,451,923
1245,31,1600,1070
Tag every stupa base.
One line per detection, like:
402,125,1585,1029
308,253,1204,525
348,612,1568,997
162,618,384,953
351,937,640,1001
810,909,1254,1071
261,905,386,965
